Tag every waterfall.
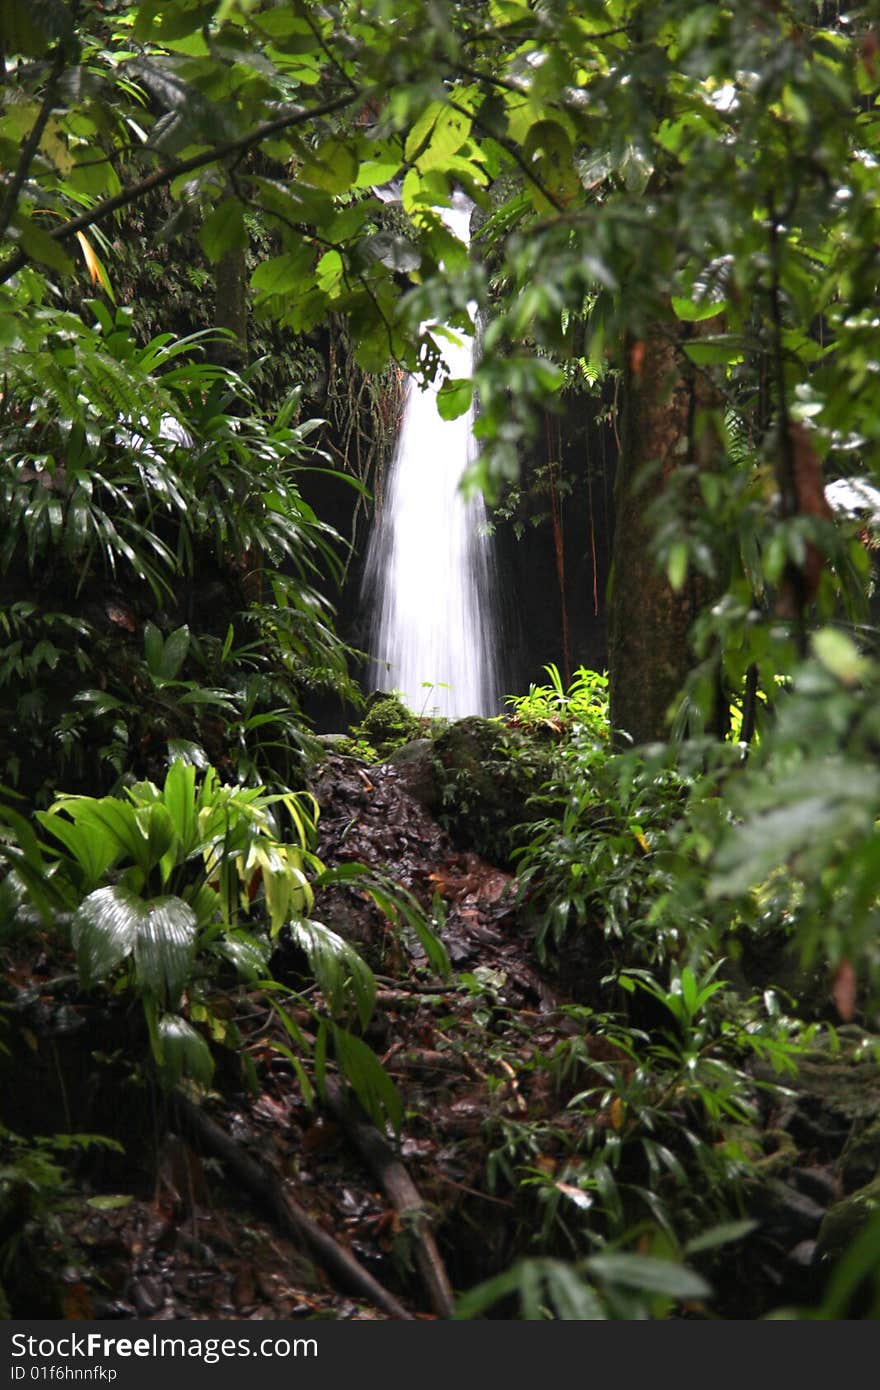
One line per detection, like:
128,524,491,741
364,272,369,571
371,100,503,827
362,201,500,719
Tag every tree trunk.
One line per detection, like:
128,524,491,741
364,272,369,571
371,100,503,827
608,322,718,746
213,244,248,370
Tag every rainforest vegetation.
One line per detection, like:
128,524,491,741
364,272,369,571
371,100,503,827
2,0,880,1322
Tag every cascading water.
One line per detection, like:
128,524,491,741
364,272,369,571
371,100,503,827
362,200,500,718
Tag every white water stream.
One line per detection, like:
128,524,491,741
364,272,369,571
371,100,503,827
362,202,500,718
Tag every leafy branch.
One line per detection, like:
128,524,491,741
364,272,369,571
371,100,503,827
0,90,362,285
0,42,68,240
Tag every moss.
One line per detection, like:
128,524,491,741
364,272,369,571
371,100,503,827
351,693,422,758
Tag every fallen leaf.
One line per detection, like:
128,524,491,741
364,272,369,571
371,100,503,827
63,1282,93,1320
831,957,857,1021
554,1182,593,1210
104,601,136,632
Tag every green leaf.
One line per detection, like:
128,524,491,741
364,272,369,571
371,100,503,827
523,119,579,208
455,1262,531,1320
682,337,743,366
543,1262,607,1319
288,917,376,1028
437,377,473,421
154,1013,214,1087
215,930,272,983
671,296,728,322
300,138,358,194
683,1219,758,1256
680,966,698,1017
353,153,404,188
72,884,140,988
144,622,164,677
251,245,314,299
86,1194,133,1211
36,807,120,889
11,217,75,275
315,249,344,293
158,624,190,681
411,105,472,172
812,628,868,686
402,166,449,217
199,199,247,262
73,798,152,875
332,1025,402,1133
161,759,199,854
132,894,197,1007
667,541,688,592
585,1253,711,1301
710,763,880,897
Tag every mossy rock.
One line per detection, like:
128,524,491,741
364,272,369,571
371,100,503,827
814,1176,880,1268
431,716,557,866
840,1117,880,1195
312,733,377,763
351,692,422,758
382,738,438,809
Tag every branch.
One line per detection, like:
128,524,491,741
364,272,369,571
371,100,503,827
248,194,402,365
454,64,531,99
299,7,359,95
324,1076,455,1319
462,22,632,49
0,90,361,286
0,44,68,241
171,1088,414,1320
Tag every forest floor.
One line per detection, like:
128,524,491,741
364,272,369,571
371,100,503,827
3,749,880,1321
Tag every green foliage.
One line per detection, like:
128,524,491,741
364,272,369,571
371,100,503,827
433,715,558,867
515,734,703,970
349,692,422,758
705,632,880,1008
0,297,343,616
506,664,609,740
456,1222,758,1320
0,0,879,1316
455,1251,708,1321
1,761,446,1128
0,1125,122,1317
0,299,354,799
486,981,773,1245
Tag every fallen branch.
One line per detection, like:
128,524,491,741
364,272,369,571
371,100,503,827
388,1047,470,1075
323,1076,455,1319
171,1089,413,1320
